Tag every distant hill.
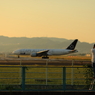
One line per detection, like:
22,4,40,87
0,36,94,54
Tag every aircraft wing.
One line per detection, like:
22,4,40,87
36,50,49,57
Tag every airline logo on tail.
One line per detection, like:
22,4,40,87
66,39,78,50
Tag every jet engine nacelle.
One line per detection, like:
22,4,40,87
30,53,37,57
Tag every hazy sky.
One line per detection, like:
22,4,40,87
0,0,95,43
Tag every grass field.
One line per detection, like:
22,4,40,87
0,66,92,88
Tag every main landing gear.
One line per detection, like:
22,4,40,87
42,57,49,59
18,55,20,58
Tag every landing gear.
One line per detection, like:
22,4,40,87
42,54,49,59
18,55,20,58
42,57,49,59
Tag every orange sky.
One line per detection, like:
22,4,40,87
0,0,95,43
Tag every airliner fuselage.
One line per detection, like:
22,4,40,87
13,49,76,56
12,39,78,59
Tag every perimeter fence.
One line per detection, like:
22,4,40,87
0,66,94,91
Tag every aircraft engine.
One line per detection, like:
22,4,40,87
30,53,37,57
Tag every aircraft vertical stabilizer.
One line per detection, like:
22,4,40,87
66,39,78,50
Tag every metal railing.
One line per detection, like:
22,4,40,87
0,66,94,91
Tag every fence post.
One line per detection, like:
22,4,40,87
71,59,74,85
21,66,26,91
63,67,66,90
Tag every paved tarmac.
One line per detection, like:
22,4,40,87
0,57,91,65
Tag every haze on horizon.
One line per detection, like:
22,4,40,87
0,0,95,43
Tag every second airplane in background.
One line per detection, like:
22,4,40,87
12,39,78,59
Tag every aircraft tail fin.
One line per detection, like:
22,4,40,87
66,39,78,50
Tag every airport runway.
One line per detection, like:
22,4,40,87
0,57,91,65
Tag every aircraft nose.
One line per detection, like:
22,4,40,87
12,50,19,54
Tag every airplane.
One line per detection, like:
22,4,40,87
12,39,78,59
